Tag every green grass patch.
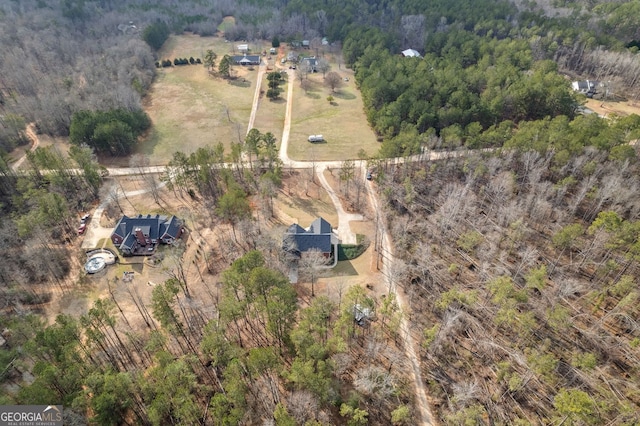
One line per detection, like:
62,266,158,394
337,234,369,261
217,16,236,33
286,55,381,161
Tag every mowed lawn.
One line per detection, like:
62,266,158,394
251,66,287,145
286,51,381,161
140,34,260,164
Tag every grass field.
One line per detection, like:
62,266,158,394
286,53,381,161
139,34,380,165
140,34,258,164
251,61,287,145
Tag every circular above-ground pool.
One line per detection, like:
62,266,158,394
85,257,106,274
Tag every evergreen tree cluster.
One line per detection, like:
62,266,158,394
155,57,201,67
69,109,151,156
142,21,170,51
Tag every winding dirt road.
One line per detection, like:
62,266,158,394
11,123,39,171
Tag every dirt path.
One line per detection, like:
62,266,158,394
247,60,267,135
11,123,39,171
365,167,435,425
584,99,640,118
315,164,363,244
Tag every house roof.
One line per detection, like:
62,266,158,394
232,55,260,63
283,217,338,254
303,57,318,67
402,48,422,58
112,214,182,245
572,80,598,92
162,216,182,239
309,217,332,234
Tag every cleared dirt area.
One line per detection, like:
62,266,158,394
50,171,380,325
584,98,640,117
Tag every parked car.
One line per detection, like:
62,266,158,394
80,213,90,223
78,223,87,235
366,171,373,181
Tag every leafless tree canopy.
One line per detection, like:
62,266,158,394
379,150,640,423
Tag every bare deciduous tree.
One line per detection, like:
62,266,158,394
299,248,331,297
324,71,343,92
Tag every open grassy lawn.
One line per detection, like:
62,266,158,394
286,51,381,161
140,34,259,164
139,34,379,165
251,66,287,144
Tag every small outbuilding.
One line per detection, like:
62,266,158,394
401,48,422,58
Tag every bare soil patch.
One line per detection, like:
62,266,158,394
585,98,640,117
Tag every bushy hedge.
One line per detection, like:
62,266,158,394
337,235,370,261
156,57,201,67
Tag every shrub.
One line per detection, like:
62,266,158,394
337,236,370,260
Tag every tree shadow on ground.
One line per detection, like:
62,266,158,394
135,127,160,159
333,259,358,276
333,90,355,100
290,197,322,217
228,78,251,88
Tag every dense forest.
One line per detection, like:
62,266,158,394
3,0,640,424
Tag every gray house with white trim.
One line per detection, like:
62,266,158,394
283,217,340,260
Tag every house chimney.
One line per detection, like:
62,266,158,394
134,228,146,246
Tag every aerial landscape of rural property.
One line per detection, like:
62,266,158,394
3,0,640,424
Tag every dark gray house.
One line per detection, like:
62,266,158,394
302,56,318,72
111,214,183,256
232,54,261,65
283,217,340,259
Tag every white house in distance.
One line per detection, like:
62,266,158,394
237,43,249,53
402,48,422,58
572,80,599,95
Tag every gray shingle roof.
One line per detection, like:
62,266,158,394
283,217,338,255
112,214,182,245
